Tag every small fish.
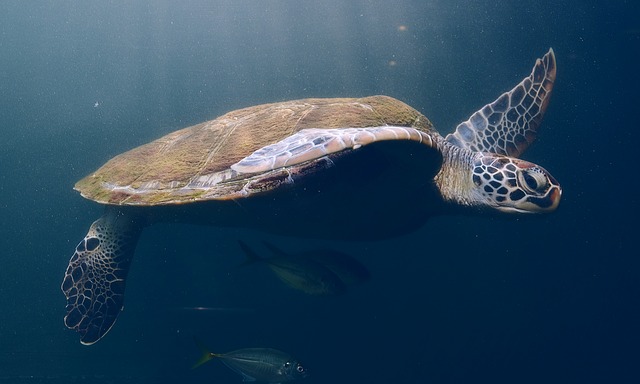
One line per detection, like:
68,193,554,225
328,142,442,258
262,241,371,287
193,338,309,383
239,240,347,296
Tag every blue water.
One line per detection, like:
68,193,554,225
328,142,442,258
1,1,638,383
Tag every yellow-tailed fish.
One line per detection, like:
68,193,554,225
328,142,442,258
238,240,346,296
193,338,309,383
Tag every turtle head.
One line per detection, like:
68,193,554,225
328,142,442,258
470,154,561,213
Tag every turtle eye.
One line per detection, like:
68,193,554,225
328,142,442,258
518,169,549,194
296,364,305,373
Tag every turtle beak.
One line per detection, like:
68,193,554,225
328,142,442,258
518,180,562,213
514,162,562,213
529,184,561,212
493,177,562,214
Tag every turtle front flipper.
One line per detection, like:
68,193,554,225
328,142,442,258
61,209,142,345
446,48,556,157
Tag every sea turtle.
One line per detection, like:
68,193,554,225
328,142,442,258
62,49,560,345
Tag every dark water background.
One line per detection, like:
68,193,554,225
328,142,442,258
1,1,638,383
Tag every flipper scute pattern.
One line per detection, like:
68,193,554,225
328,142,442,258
446,49,556,157
61,210,141,345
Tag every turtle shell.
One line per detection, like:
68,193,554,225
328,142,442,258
75,95,435,205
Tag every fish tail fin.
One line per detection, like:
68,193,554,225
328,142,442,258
238,240,261,267
192,337,217,369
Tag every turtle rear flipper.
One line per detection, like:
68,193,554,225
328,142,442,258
61,209,142,345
